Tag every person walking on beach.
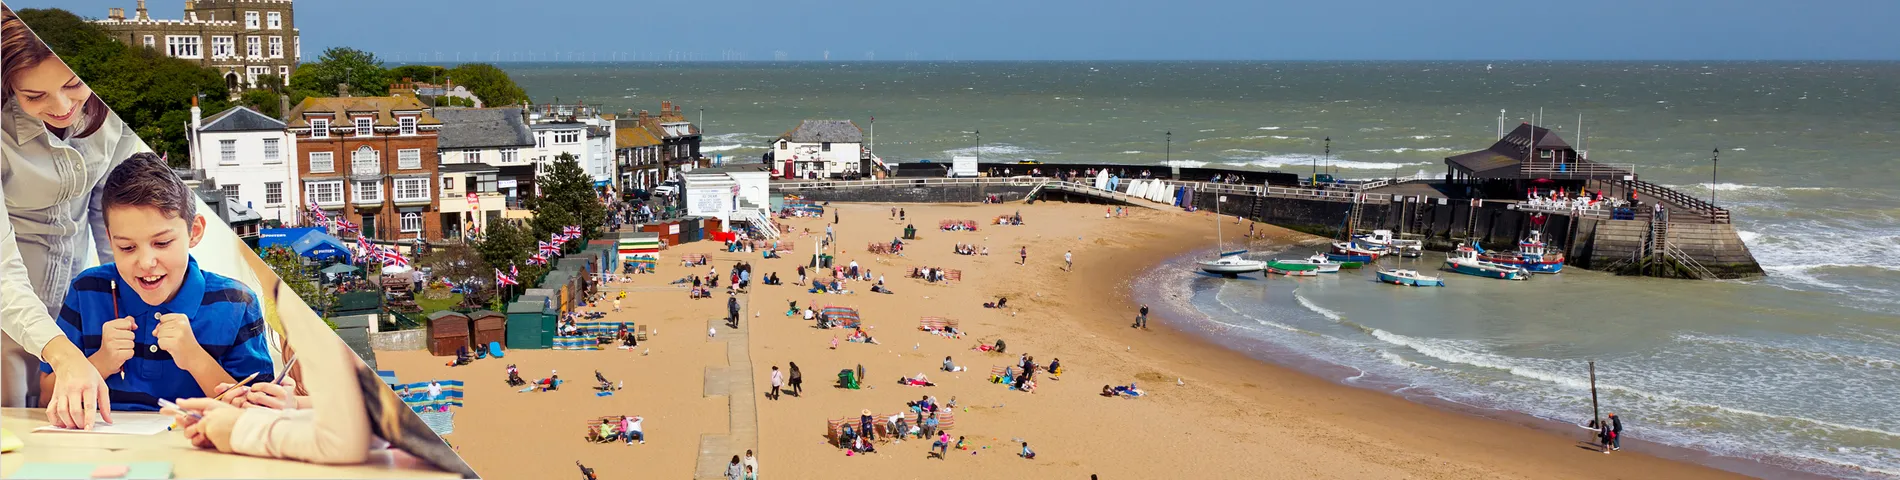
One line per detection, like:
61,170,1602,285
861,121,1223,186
769,365,783,400
726,455,743,480
1020,246,1028,265
728,294,742,328
789,362,803,397
1135,304,1150,329
900,208,906,221
1609,413,1622,451
1598,417,1615,453
1065,250,1073,271
743,450,759,476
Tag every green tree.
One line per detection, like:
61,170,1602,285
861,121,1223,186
446,63,530,106
238,89,284,119
260,246,337,329
19,8,232,167
475,221,532,273
288,47,389,99
528,153,605,246
387,64,448,83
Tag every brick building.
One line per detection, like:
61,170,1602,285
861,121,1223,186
92,0,301,93
286,89,444,242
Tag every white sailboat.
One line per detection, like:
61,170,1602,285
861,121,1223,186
1197,195,1266,277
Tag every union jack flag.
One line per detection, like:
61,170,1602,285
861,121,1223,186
382,248,411,268
356,236,374,258
510,264,520,278
495,269,519,287
335,218,359,232
528,253,548,266
538,241,558,255
563,225,583,237
308,202,330,225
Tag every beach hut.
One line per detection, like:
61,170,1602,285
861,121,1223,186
426,311,472,357
619,233,661,272
505,301,546,349
469,310,507,350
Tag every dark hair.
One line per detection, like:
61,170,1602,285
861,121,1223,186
0,5,109,138
101,152,196,226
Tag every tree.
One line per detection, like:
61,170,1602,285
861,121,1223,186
238,89,284,119
475,221,533,273
260,246,337,329
19,8,232,167
420,244,489,286
447,63,529,107
388,64,448,84
288,47,389,100
529,153,605,244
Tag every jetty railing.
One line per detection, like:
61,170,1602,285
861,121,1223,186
1612,179,1731,224
1506,201,1612,220
773,176,1397,205
1355,171,1436,191
1520,161,1638,180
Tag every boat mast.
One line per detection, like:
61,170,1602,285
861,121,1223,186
1215,195,1225,253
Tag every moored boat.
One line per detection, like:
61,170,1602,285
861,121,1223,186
1267,255,1342,274
1355,229,1424,258
1198,250,1267,277
1268,265,1320,276
1444,244,1531,280
1476,230,1566,273
1328,241,1383,263
1376,269,1444,287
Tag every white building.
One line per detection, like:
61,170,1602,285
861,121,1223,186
683,163,775,235
433,107,534,208
191,104,298,224
772,120,866,179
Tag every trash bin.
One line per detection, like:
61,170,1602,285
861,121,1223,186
837,369,859,389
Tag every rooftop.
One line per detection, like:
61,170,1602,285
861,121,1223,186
779,120,863,144
199,106,285,133
433,108,534,150
286,95,441,129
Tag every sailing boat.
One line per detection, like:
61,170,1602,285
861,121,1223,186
1197,196,1266,277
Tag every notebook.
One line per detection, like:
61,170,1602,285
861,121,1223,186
7,462,172,479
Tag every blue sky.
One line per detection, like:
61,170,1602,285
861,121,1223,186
23,0,1900,60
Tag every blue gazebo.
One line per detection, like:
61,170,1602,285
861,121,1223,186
290,230,352,263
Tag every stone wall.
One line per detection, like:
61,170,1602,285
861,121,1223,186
370,328,428,352
788,184,1039,204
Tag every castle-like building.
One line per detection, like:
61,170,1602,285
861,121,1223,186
92,0,301,93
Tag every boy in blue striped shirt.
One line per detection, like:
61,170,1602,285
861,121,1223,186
39,152,272,411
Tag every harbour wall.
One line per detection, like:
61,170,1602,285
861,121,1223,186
787,183,1039,204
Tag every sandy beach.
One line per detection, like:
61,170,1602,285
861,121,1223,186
378,200,1749,479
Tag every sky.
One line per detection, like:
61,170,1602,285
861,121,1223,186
20,0,1900,61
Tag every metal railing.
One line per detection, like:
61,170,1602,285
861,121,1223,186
1520,161,1637,179
775,175,1397,204
1613,179,1731,224
1507,201,1613,220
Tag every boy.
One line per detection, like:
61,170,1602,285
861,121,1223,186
40,153,272,411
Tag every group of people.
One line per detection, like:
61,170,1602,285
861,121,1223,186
586,415,646,445
912,267,951,283
940,220,978,232
953,243,987,256
995,212,1026,226
993,354,1057,394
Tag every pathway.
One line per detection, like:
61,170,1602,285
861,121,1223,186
693,293,758,478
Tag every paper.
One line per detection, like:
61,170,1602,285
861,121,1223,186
32,413,174,435
1,427,20,452
7,461,173,479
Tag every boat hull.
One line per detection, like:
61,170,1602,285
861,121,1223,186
1267,260,1340,274
1325,253,1375,264
1376,270,1444,287
1478,253,1566,273
1444,260,1531,280
1198,260,1266,276
1268,266,1319,277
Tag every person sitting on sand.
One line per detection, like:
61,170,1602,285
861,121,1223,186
1019,442,1036,459
853,435,876,454
889,413,909,438
838,424,858,449
1048,358,1062,377
956,436,968,451
539,374,561,392
846,328,879,345
453,346,473,366
943,356,966,372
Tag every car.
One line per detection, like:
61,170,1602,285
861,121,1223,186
653,185,678,196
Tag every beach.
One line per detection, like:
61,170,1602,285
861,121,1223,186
378,200,1759,479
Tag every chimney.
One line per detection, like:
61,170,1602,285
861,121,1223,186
338,83,350,97
639,110,649,123
279,94,291,122
661,101,671,114
135,0,148,20
520,106,530,125
108,8,124,21
183,0,194,21
189,96,203,170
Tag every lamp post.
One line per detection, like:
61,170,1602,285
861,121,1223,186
1325,136,1332,178
975,130,981,163
1165,131,1172,164
1710,147,1720,207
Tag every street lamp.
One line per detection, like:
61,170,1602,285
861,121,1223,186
1710,147,1720,207
974,130,981,162
1165,131,1172,165
1325,136,1332,177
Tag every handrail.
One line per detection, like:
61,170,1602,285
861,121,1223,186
1614,179,1731,224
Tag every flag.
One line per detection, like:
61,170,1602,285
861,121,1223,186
510,264,520,278
308,202,330,225
356,236,374,260
538,241,557,255
495,269,519,287
527,254,545,266
563,225,582,237
336,218,359,232
382,248,410,268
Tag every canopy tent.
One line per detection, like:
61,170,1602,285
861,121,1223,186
259,227,325,249
291,230,352,263
320,263,362,276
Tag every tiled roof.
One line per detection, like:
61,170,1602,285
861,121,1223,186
433,107,534,149
285,96,441,129
779,120,863,143
616,125,660,149
199,106,285,132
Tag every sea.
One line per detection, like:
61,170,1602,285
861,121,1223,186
501,61,1900,478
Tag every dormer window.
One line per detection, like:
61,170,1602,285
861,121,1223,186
356,117,373,137
778,140,787,150
310,118,329,138
399,117,417,136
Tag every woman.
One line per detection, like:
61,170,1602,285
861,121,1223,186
788,362,803,397
0,5,132,428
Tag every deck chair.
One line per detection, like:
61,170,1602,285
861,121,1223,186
919,317,945,331
636,324,648,341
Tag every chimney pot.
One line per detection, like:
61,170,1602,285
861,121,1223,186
280,94,291,122
338,83,351,97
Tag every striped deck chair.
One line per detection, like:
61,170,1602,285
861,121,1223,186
919,317,946,331
553,335,601,350
636,324,648,341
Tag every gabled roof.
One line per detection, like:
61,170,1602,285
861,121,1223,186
616,124,660,149
433,107,534,150
285,96,441,129
779,120,863,143
200,106,285,133
1445,123,1575,178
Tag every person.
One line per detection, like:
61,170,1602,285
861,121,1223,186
613,296,622,312
1020,246,1027,265
1,7,131,426
1609,413,1622,451
577,461,597,480
1598,417,1615,453
40,154,272,410
743,465,756,480
899,208,905,220
924,412,941,439
955,435,968,451
623,415,644,444
942,356,957,372
593,418,620,443
889,412,908,438
931,431,951,458
788,362,803,397
769,365,783,400
1020,441,1036,459
859,409,876,441
427,381,443,400
743,450,759,476
1065,250,1073,271
1048,358,1062,376
1135,304,1150,329
726,455,743,480
728,294,741,327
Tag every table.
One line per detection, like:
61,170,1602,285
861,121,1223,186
0,408,460,479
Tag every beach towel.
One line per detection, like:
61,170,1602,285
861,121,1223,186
596,391,614,397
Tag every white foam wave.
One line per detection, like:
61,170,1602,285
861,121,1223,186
1163,160,1208,168
1120,150,1144,154
700,144,750,153
1674,334,1900,371
1294,293,1344,322
1219,151,1428,171
1257,126,1282,130
1364,147,1453,154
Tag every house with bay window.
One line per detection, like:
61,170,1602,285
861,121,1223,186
285,91,444,241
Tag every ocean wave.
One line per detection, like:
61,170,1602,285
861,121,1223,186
1120,150,1144,154
1673,334,1900,371
1218,151,1429,171
1363,147,1453,154
700,144,752,153
1258,126,1282,130
1164,160,1208,168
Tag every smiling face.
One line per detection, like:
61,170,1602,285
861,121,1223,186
105,205,206,306
9,57,89,130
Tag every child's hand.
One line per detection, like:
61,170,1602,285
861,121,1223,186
94,316,138,371
231,380,298,410
163,398,241,452
153,313,204,360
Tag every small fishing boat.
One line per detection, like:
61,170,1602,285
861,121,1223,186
1354,230,1424,258
1444,244,1531,280
1477,229,1566,273
1267,255,1342,274
1376,269,1444,287
1199,250,1267,277
1327,241,1383,264
1267,264,1320,276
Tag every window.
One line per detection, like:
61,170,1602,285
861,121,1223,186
142,35,155,48
1539,150,1553,159
352,146,380,175
354,117,373,137
308,151,334,173
245,11,259,29
462,150,479,163
555,131,580,144
165,35,202,58
247,36,261,58
211,36,234,58
397,149,421,170
501,148,519,163
265,182,283,205
305,180,342,204
294,36,300,59
221,184,240,203
309,118,329,138
269,37,282,58
399,117,416,136
395,178,429,202
219,139,238,165
535,133,546,148
263,138,280,163
400,212,422,233
822,142,832,152
778,141,786,150
278,66,289,84
355,181,383,203
247,66,269,87
440,175,456,195
267,11,281,29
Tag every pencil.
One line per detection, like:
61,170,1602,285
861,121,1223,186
212,372,260,400
112,281,123,380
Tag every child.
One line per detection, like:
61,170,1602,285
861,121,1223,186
40,153,272,411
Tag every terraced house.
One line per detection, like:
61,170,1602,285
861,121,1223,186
286,89,444,241
92,0,301,92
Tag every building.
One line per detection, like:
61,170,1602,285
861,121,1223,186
389,78,483,108
285,89,445,241
681,163,774,233
1443,123,1627,199
432,107,534,209
773,119,868,179
523,103,617,195
437,163,505,241
93,0,301,92
614,116,664,194
640,102,703,177
189,103,299,224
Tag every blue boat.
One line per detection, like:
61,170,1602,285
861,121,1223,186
1476,230,1565,273
1444,245,1531,280
1326,241,1383,263
1376,269,1445,287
